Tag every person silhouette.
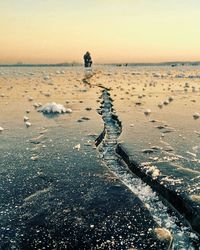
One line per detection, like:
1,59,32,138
83,51,92,68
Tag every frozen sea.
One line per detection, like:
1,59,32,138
0,65,199,249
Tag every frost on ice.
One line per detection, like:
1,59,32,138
38,102,72,114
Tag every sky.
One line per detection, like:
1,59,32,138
0,0,200,64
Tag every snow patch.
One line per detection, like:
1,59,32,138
38,102,72,114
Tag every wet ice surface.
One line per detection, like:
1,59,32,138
92,66,200,244
95,67,200,189
97,90,198,249
0,67,171,249
94,67,200,166
0,66,200,249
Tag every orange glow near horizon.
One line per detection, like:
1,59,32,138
1,0,200,64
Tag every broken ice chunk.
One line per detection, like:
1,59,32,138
144,109,151,116
25,121,31,127
193,113,200,119
38,102,72,114
73,144,81,151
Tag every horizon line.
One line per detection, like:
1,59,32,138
0,60,200,67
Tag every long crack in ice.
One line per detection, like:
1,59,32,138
97,89,198,250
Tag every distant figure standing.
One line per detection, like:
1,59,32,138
84,51,92,68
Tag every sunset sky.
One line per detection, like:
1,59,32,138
1,0,200,64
